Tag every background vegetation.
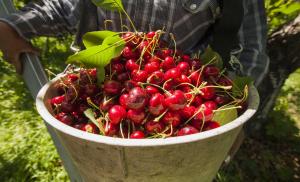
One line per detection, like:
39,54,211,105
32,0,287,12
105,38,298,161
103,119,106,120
0,0,299,181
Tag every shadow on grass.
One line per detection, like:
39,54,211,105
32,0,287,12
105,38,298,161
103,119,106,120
0,154,33,182
216,102,300,182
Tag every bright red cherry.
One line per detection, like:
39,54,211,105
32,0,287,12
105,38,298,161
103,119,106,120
145,85,159,96
111,63,125,74
144,61,160,73
148,56,161,64
191,95,203,106
161,56,176,70
125,59,139,71
178,74,191,84
195,105,213,122
147,71,164,85
200,86,216,100
108,105,127,125
149,93,166,116
127,109,146,124
160,49,173,58
164,68,181,82
190,71,202,86
146,31,156,39
177,62,190,75
164,90,187,111
130,130,145,139
177,125,199,136
126,87,148,110
99,98,116,112
51,95,65,105
182,54,191,62
67,73,79,82
119,94,129,108
203,101,218,111
162,111,182,127
180,105,196,120
105,122,119,136
57,113,73,125
122,46,137,59
131,70,148,82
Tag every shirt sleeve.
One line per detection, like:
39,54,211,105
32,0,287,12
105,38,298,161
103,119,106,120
238,0,269,86
0,0,81,40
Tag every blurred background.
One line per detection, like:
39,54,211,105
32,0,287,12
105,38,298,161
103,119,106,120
0,0,299,181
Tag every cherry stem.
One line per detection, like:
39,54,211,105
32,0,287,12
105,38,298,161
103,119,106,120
96,117,106,135
87,97,100,111
154,109,169,122
119,121,125,139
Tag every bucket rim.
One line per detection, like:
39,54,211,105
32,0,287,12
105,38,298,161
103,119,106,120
36,74,260,147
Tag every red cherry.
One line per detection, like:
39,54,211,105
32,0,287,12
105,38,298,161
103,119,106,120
57,113,73,125
162,111,182,127
149,93,166,116
177,125,199,136
190,71,202,86
73,123,86,130
88,68,97,77
201,86,216,100
190,58,202,70
146,31,156,39
67,73,79,82
131,70,148,82
164,90,187,111
203,66,220,77
117,72,130,82
144,61,160,73
180,105,196,120
108,105,127,125
125,59,139,71
191,95,203,106
145,121,165,133
122,46,137,59
161,56,176,71
164,68,181,82
145,85,159,96
124,80,138,92
218,76,233,87
148,56,160,64
81,123,98,134
203,101,218,111
160,49,173,58
103,80,122,95
61,101,76,113
119,94,129,108
178,74,191,84
99,98,116,112
177,62,190,75
191,119,203,130
126,87,148,110
195,105,213,122
111,63,125,74
214,95,229,105
204,121,220,131
148,71,164,85
182,54,191,62
51,95,65,105
127,109,146,124
84,84,98,96
105,122,119,136
130,130,145,139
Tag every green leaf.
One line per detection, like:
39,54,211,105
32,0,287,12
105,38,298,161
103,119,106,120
91,0,124,11
97,67,105,84
232,76,253,97
212,106,238,126
200,45,223,69
66,40,124,68
84,109,101,129
83,31,119,48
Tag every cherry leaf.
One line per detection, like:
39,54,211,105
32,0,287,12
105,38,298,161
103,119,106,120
232,76,253,97
83,31,119,48
201,45,223,69
84,109,105,135
212,106,238,126
91,0,124,11
96,67,105,84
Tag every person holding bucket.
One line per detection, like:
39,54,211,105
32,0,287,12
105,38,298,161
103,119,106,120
0,0,269,170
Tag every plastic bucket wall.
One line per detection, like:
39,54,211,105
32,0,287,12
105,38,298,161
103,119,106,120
36,76,259,182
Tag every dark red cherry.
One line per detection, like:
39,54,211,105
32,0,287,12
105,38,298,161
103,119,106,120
162,111,182,127
103,80,122,95
164,90,187,111
148,71,164,85
108,105,127,125
161,56,176,71
204,121,220,131
177,125,199,136
201,86,216,100
125,59,139,71
149,93,166,116
131,70,148,82
126,87,148,110
105,122,119,136
127,109,145,124
203,66,220,77
144,61,160,73
51,95,65,105
145,121,165,133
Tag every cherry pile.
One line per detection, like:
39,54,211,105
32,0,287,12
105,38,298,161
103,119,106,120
50,31,246,139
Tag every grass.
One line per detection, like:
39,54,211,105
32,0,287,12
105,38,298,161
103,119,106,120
0,35,299,181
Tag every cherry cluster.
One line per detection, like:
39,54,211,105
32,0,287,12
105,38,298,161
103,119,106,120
51,31,243,139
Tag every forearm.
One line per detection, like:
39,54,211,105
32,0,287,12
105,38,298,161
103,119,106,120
238,0,269,86
0,0,80,40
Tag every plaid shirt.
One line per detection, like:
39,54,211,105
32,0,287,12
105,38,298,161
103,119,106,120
0,0,268,85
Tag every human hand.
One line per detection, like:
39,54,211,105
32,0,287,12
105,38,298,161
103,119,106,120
0,21,39,74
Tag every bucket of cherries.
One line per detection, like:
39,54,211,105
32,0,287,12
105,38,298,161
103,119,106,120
47,30,252,139
36,30,259,181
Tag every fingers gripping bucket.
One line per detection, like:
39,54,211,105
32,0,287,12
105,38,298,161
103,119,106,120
36,75,259,182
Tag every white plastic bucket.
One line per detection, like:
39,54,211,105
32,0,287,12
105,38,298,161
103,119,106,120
36,75,259,182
